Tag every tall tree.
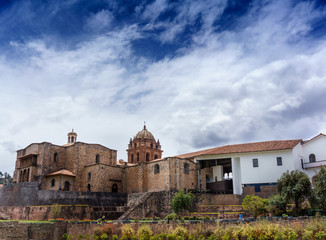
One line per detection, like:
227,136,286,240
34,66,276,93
277,170,312,214
170,190,195,215
313,166,326,213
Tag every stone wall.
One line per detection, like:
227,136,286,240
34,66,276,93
124,158,199,193
0,205,126,221
0,183,127,207
0,221,66,240
83,164,124,192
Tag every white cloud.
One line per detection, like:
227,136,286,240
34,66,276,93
84,9,113,32
0,0,326,174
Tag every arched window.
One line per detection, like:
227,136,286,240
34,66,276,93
146,153,150,162
54,153,58,162
151,143,153,148
154,155,158,160
131,154,134,163
88,172,91,181
112,183,118,193
96,154,100,164
71,136,74,142
309,154,316,163
137,152,139,162
184,163,190,174
64,181,70,191
51,179,55,187
154,164,160,174
134,143,137,148
87,184,91,192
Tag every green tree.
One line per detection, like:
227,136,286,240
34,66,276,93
170,190,195,215
268,194,287,216
242,194,268,218
312,166,326,213
277,170,312,214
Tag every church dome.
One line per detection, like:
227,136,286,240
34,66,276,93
135,125,155,141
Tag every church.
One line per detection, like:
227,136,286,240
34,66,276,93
13,125,198,194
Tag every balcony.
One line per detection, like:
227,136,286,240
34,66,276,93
206,180,233,194
301,159,326,169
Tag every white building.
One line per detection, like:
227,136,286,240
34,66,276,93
177,134,326,195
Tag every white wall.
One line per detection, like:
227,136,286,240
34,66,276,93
212,165,223,181
300,135,326,179
239,150,295,184
232,157,242,194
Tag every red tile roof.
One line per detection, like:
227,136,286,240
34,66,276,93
175,139,302,159
45,169,76,177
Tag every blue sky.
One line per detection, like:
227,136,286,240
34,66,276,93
0,0,326,174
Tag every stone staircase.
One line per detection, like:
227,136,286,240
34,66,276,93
117,192,154,220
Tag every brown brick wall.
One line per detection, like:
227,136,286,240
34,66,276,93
83,164,124,192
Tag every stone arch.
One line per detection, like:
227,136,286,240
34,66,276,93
51,179,55,187
64,181,70,191
96,154,100,164
309,154,316,163
184,162,190,174
154,164,160,174
54,152,58,162
112,183,118,193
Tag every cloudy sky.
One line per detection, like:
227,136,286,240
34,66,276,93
0,0,326,174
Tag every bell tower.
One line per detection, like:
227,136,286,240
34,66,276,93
127,125,163,163
67,129,77,144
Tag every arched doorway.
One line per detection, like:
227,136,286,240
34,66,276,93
112,183,118,193
87,184,91,192
63,181,70,191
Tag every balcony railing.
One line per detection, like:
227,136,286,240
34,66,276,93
301,159,326,169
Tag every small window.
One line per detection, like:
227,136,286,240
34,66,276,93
54,153,58,162
184,163,190,174
154,155,158,159
309,154,316,163
146,153,150,162
137,152,139,162
96,154,100,164
151,143,153,148
88,172,91,181
71,136,74,142
51,179,55,187
131,154,134,162
87,184,91,192
154,164,160,174
277,157,282,166
252,158,259,168
134,143,137,148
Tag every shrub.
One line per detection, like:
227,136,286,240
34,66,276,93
166,234,176,240
101,233,109,240
277,170,312,214
93,227,103,237
170,190,195,214
121,224,135,240
165,213,179,220
77,234,90,240
112,235,119,240
102,225,113,236
173,226,188,239
62,233,73,240
52,203,61,219
268,194,286,216
302,230,314,240
242,195,268,218
138,225,153,240
315,231,326,239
